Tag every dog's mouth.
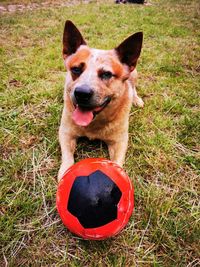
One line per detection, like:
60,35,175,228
72,97,111,127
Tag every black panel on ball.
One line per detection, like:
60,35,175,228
67,170,122,228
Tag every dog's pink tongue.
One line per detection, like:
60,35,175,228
72,106,93,126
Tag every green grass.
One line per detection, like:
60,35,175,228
0,0,200,266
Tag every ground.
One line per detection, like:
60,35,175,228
0,0,200,266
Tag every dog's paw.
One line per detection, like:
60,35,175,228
133,96,144,108
57,162,73,182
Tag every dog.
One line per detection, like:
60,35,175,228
58,20,144,181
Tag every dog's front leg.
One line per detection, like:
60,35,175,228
58,126,76,181
108,134,128,167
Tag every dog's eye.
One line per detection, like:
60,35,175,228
99,71,113,80
71,66,82,76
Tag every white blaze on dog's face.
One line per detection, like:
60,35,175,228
62,20,143,127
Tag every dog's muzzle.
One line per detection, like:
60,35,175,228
92,96,111,114
71,85,112,127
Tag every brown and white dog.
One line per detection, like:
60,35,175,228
58,20,144,181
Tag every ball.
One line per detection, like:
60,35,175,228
56,158,134,240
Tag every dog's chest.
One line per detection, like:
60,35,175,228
80,121,113,141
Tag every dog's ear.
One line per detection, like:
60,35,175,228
115,32,143,71
63,20,86,59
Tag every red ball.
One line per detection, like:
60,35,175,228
56,158,134,240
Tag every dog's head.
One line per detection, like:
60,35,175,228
63,20,143,127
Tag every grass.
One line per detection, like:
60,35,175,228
0,0,200,266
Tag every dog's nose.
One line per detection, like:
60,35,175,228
74,85,94,105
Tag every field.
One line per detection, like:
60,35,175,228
0,0,199,266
